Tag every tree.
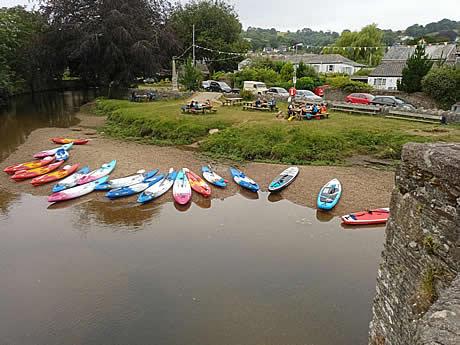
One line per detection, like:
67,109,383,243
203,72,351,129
398,45,433,93
179,59,202,91
296,62,318,79
170,0,250,72
39,0,178,87
327,24,384,66
422,66,460,109
280,63,294,82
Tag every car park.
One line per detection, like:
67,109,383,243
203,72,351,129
345,93,375,104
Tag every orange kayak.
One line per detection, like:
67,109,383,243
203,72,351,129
3,156,55,175
184,168,211,197
11,161,64,181
51,138,89,145
31,164,80,186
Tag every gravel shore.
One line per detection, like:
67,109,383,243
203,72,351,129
0,113,395,216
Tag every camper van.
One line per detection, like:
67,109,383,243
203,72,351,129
243,81,268,94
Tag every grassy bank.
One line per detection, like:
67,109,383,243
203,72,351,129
96,98,460,165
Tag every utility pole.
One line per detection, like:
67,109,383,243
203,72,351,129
192,24,196,67
172,57,178,91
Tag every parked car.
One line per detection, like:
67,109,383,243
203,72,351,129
205,80,234,93
202,80,212,90
294,90,323,102
143,77,156,84
266,87,289,98
346,93,375,104
243,81,269,94
371,96,415,110
313,85,329,97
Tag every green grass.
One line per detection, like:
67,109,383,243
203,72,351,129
96,98,460,165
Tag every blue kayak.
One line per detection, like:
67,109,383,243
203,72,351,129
230,167,259,192
106,174,164,199
201,165,227,188
138,169,177,204
317,178,342,210
52,166,90,193
55,149,69,162
95,169,158,191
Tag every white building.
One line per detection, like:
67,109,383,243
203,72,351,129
368,44,458,90
238,54,364,75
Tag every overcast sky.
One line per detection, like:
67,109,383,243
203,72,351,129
3,0,459,32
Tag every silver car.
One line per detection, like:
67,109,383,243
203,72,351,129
267,87,289,98
295,90,323,102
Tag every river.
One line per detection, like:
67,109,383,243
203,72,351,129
0,91,384,345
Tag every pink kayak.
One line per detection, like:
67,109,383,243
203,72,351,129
173,168,192,205
77,160,116,185
33,143,74,159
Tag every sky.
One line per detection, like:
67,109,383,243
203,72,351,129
3,0,459,33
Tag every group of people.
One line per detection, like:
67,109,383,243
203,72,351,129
255,93,277,111
283,102,328,121
188,99,212,110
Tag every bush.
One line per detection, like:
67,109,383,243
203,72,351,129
326,76,373,93
422,66,460,109
239,89,254,101
179,59,203,91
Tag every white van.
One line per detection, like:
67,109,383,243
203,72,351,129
243,81,268,94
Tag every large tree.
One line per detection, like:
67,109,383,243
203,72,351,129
326,24,384,66
169,0,250,72
39,0,178,86
398,44,433,93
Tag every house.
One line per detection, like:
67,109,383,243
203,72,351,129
238,54,364,75
368,43,457,90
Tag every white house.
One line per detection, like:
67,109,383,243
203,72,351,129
368,44,458,90
238,54,364,75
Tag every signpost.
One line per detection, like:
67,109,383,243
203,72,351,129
289,87,297,97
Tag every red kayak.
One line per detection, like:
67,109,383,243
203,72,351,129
51,137,89,145
184,168,211,197
31,164,80,186
11,161,64,181
341,208,390,225
3,156,55,175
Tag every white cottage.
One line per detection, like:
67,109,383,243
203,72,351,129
368,44,458,90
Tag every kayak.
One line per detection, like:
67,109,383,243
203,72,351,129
31,164,79,186
52,166,90,193
51,138,89,145
48,176,109,203
106,174,164,199
317,178,342,210
4,156,55,175
55,148,69,162
185,168,211,197
77,160,116,185
34,143,74,159
201,165,227,188
11,161,64,181
173,168,192,205
138,168,176,204
95,169,158,191
230,167,259,192
268,166,299,192
341,208,390,225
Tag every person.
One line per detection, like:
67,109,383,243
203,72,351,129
255,94,262,108
189,100,195,108
268,97,277,111
288,103,294,116
130,91,137,102
312,103,319,115
320,103,328,114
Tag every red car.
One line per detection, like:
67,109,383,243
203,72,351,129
345,93,375,104
313,85,329,97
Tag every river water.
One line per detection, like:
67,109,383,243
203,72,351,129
0,91,384,345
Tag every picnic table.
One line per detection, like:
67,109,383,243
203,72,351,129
290,107,329,120
243,101,279,112
181,104,217,114
223,97,243,106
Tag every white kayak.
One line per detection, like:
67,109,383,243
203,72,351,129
106,174,165,199
94,169,158,191
77,160,116,185
48,176,109,202
34,143,74,159
201,165,227,188
138,168,177,203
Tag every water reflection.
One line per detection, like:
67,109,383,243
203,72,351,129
238,188,259,200
193,196,211,209
0,90,98,162
316,209,335,222
174,201,192,212
0,188,20,219
267,192,283,203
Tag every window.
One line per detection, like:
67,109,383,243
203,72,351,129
328,65,334,72
373,78,387,87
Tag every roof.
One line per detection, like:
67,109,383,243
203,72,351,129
382,44,457,61
369,61,407,77
286,54,365,67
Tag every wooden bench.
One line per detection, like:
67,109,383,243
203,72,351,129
223,97,243,106
243,101,278,112
386,110,441,124
330,102,381,115
181,106,217,114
